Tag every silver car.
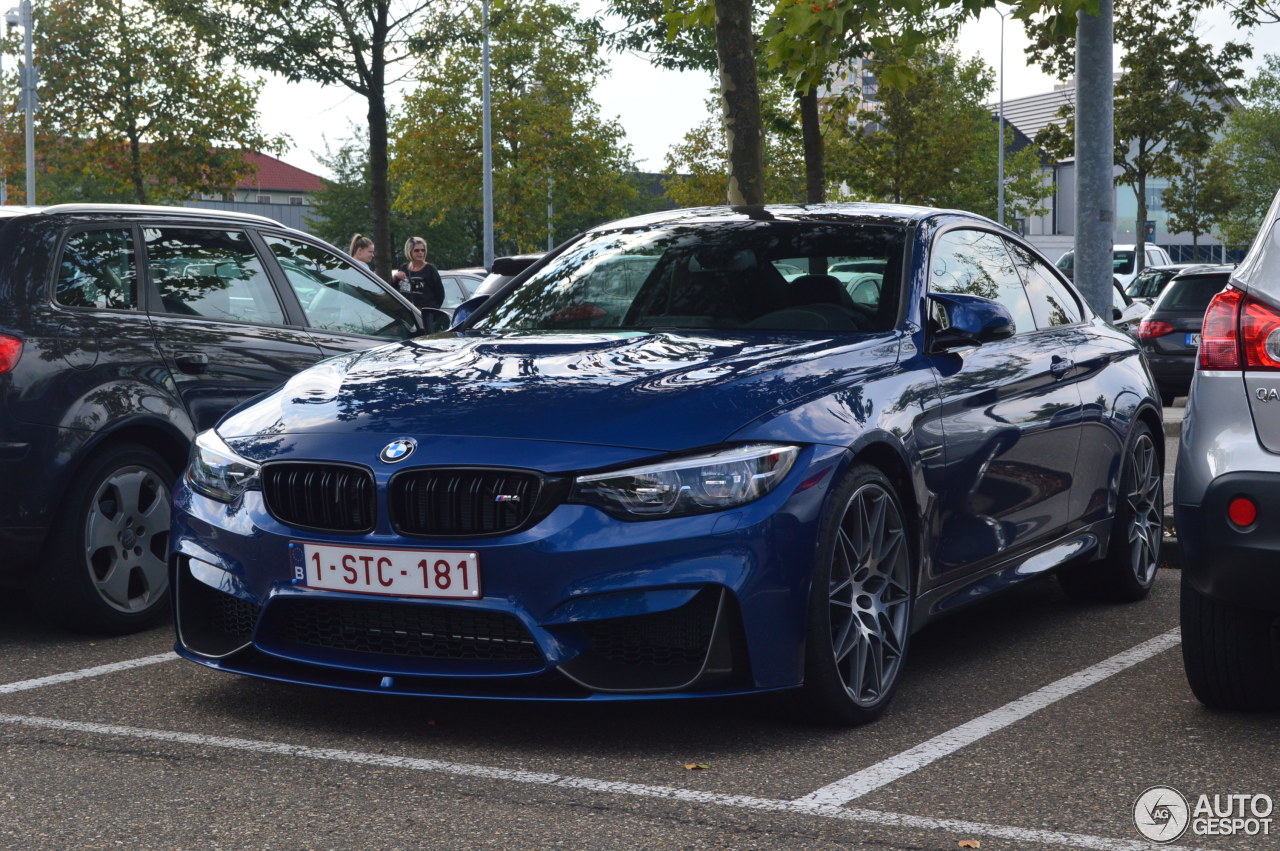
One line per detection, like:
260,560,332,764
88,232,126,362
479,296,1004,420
1175,189,1280,710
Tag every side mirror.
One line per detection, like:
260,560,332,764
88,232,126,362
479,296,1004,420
927,292,1016,351
450,294,490,328
1113,300,1148,326
419,307,451,334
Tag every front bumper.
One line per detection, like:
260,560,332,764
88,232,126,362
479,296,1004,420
171,444,845,700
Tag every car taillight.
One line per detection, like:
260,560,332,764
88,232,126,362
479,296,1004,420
1198,286,1280,371
1136,319,1174,339
0,334,21,373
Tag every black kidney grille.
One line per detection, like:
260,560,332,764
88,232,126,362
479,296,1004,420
262,463,375,532
391,469,542,536
269,597,542,662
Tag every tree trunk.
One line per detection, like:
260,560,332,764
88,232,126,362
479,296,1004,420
129,136,148,205
368,88,392,281
1135,170,1147,275
713,0,764,206
799,89,825,204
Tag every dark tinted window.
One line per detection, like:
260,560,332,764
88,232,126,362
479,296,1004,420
930,229,1036,334
146,228,284,324
1127,268,1171,299
56,228,138,310
1006,241,1083,327
472,221,906,333
1157,275,1230,311
1113,251,1135,275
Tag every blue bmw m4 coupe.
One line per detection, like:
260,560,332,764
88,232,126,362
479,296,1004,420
171,204,1164,724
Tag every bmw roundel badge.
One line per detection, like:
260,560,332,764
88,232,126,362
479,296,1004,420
379,438,417,464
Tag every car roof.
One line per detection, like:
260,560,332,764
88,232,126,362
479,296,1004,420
587,202,997,233
4,203,284,227
1171,264,1233,278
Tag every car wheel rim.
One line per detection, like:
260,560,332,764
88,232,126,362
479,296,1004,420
829,482,911,708
1124,433,1162,586
82,464,170,614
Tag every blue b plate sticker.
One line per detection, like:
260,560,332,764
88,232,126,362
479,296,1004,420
1186,333,1200,347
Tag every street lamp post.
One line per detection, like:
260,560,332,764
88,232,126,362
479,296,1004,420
995,4,1008,229
481,0,494,269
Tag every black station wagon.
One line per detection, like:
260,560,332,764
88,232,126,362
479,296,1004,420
0,204,425,633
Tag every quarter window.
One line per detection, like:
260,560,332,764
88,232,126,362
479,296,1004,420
1005,240,1084,327
929,229,1036,334
265,236,417,339
56,229,138,310
145,228,285,324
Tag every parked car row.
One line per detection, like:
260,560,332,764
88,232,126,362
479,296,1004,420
6,197,1275,721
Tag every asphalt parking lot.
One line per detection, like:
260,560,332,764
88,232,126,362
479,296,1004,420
1,407,1276,850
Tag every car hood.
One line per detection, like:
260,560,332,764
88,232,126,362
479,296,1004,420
218,330,899,452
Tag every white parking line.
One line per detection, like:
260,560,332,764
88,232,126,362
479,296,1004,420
797,629,1183,806
0,652,177,694
0,712,1207,851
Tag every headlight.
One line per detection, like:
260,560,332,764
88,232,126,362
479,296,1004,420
572,444,800,519
185,430,261,503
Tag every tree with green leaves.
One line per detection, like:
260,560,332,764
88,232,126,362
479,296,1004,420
1162,145,1240,253
825,45,1047,223
12,0,282,205
662,79,807,207
391,0,638,257
1028,0,1249,268
306,132,478,269
165,0,454,279
1212,54,1280,246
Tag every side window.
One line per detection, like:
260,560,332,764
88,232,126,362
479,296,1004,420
264,236,417,339
929,229,1036,334
440,277,467,309
56,228,138,310
1005,240,1084,328
145,228,284,324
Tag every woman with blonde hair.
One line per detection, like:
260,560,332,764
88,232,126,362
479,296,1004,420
391,236,444,309
348,233,375,269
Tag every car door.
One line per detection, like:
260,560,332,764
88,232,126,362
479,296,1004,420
258,234,421,356
923,227,1085,578
142,225,326,433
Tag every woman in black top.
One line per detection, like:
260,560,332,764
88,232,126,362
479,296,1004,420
392,236,444,310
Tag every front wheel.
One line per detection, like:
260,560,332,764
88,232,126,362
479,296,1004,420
1059,420,1163,603
800,465,915,725
35,444,176,634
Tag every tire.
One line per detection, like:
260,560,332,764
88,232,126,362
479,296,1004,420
34,444,176,635
1059,420,1163,603
799,465,915,725
1181,571,1280,710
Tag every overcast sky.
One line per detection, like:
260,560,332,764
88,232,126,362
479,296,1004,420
256,5,1277,180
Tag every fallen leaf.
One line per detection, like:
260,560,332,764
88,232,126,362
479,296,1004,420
683,763,710,770
958,841,981,849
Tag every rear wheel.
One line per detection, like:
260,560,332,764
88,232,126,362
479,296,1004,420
1059,421,1163,602
800,465,914,725
1181,571,1280,710
35,444,175,634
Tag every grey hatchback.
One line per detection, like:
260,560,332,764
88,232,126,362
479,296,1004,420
1175,191,1280,709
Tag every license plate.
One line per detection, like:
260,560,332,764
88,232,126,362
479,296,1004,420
1186,333,1200,347
291,542,480,599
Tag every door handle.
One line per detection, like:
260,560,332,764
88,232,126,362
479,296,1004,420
1050,356,1074,378
174,351,210,374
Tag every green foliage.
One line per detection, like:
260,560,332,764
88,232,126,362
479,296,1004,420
662,81,807,207
1162,146,1240,248
825,45,1047,222
1213,54,1280,245
391,0,639,256
163,0,453,278
307,133,479,269
1027,0,1249,249
13,0,283,205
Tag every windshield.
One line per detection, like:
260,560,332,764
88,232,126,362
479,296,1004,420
1127,268,1168,299
469,221,907,334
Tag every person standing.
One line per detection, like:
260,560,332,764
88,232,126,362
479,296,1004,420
348,234,375,270
391,236,444,309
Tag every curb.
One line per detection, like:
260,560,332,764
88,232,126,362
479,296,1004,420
1163,418,1182,438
